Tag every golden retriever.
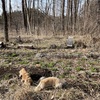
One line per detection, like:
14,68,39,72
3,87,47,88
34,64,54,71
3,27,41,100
34,77,62,92
19,68,33,86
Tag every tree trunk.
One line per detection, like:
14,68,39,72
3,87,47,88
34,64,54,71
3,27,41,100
37,0,40,36
53,0,56,35
73,0,79,33
70,0,73,33
9,0,12,30
66,0,70,33
61,0,65,35
97,0,100,34
1,0,9,42
32,0,35,34
22,0,27,32
24,0,32,34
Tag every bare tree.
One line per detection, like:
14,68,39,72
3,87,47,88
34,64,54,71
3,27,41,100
97,0,100,34
24,0,32,34
66,0,71,33
22,0,27,32
37,0,40,36
70,0,73,33
61,0,65,35
32,0,35,34
73,0,79,33
9,0,12,29
0,0,99,37
1,0,9,42
53,0,56,35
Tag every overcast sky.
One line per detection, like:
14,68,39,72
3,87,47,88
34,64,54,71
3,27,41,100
0,0,22,15
0,0,84,16
0,0,65,16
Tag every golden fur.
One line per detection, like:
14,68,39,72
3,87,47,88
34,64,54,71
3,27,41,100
19,68,33,86
34,77,62,92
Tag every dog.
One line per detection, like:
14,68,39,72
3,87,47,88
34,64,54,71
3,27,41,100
19,68,33,86
34,77,62,92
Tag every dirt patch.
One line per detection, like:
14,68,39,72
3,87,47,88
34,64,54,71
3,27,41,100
0,67,19,80
0,86,8,94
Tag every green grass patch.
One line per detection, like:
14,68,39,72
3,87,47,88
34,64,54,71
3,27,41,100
41,62,55,68
69,75,76,79
51,67,58,71
64,67,72,71
90,67,97,72
8,53,19,57
59,74,66,78
76,66,84,72
3,73,12,80
47,62,55,68
19,60,29,65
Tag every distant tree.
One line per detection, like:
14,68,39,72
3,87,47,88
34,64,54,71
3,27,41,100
61,0,65,35
32,0,35,33
73,0,79,33
97,0,100,34
22,0,27,32
37,0,40,36
24,0,32,34
66,0,70,32
53,0,56,35
1,0,9,42
9,0,12,29
70,0,73,33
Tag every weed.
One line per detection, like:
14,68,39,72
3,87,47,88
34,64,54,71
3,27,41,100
41,62,55,68
19,60,29,65
51,67,58,71
69,75,76,79
90,67,97,72
76,66,84,72
59,74,66,78
47,62,55,68
3,73,12,80
64,67,72,71
8,53,19,57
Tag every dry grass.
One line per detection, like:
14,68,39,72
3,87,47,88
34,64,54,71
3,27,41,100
0,34,100,100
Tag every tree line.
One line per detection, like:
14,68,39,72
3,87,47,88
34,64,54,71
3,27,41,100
1,0,100,42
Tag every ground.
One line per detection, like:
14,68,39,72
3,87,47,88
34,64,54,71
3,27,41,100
0,35,100,100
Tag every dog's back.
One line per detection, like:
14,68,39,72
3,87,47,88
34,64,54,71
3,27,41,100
40,77,61,87
34,77,62,92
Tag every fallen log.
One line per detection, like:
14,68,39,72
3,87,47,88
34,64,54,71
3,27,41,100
17,44,35,49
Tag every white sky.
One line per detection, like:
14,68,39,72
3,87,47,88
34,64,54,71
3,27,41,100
0,0,85,16
0,0,22,15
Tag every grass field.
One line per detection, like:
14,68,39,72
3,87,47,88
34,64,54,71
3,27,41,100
0,35,100,100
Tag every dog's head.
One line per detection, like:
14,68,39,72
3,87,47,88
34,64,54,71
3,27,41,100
19,68,26,77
